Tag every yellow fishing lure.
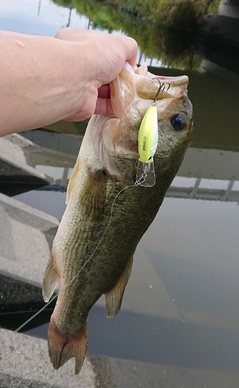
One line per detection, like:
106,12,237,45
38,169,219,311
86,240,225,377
136,105,158,187
138,105,158,163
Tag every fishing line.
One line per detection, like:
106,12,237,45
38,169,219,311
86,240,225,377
15,298,57,332
58,182,141,291
15,179,145,333
15,79,164,333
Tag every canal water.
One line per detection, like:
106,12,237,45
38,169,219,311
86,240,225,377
0,0,239,387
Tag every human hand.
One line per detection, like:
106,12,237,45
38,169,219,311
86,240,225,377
55,28,138,120
0,29,137,135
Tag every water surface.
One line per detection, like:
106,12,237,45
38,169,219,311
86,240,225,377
0,1,239,387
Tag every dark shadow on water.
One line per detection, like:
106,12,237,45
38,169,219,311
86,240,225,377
0,309,52,332
2,304,237,373
0,182,51,197
0,272,54,332
88,306,239,372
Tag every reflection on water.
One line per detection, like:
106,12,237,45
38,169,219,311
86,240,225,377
52,0,221,69
26,304,239,372
1,0,239,386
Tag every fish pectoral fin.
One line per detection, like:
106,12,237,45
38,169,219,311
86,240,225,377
48,317,88,375
66,158,80,204
42,252,59,302
80,168,106,220
105,255,133,318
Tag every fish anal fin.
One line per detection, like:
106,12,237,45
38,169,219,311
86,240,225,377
105,256,133,318
66,159,80,204
48,317,88,375
80,168,106,220
42,252,59,303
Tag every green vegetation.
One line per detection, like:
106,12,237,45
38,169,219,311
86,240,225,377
53,0,72,6
52,0,221,69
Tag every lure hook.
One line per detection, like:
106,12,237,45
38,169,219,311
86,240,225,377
152,78,170,104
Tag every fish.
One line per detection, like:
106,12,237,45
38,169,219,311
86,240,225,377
42,62,193,374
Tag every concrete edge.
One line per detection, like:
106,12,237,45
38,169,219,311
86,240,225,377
0,192,59,230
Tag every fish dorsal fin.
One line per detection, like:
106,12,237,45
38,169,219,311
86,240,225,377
42,252,59,302
66,159,80,204
105,255,133,318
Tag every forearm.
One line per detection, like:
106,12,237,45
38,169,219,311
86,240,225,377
0,30,87,136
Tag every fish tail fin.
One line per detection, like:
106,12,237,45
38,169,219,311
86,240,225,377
42,252,59,302
48,317,88,375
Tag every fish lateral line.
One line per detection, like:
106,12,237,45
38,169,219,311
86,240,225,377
14,176,150,333
16,77,162,332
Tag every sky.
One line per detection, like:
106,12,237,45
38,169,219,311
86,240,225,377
0,0,89,36
0,0,162,66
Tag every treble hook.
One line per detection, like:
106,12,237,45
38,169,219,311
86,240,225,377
152,78,170,104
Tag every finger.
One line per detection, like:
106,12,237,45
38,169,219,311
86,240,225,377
56,29,138,68
122,36,138,67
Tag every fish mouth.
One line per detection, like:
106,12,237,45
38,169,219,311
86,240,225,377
110,62,189,119
93,63,192,179
135,63,189,101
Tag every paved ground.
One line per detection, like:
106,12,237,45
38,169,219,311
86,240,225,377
0,192,58,287
0,134,53,196
0,328,97,388
2,327,239,388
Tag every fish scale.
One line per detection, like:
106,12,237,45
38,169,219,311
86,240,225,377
42,62,193,374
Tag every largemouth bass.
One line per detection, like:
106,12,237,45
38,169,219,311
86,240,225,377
42,63,193,374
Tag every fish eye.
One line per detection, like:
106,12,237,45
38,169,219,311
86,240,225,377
170,113,187,131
